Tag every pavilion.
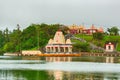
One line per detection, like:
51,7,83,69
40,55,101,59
45,30,72,54
68,24,104,35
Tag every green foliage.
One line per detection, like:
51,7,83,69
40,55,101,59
75,34,93,42
12,70,49,80
3,42,15,52
75,34,120,51
1,23,120,53
93,32,104,40
0,29,10,54
0,23,69,54
0,30,5,48
73,42,90,52
107,26,119,35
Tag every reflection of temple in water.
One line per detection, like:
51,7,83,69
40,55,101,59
46,57,72,62
47,71,105,80
46,57,105,80
46,57,71,80
105,57,115,63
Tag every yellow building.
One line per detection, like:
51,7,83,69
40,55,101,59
45,30,72,54
68,24,84,34
68,24,104,35
22,50,42,56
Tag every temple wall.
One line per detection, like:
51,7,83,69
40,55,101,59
22,50,42,56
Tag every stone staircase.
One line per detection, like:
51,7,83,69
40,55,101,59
65,34,105,52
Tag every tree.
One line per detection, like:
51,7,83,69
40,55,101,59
59,25,69,34
107,27,119,35
93,32,104,40
1,23,69,53
0,30,5,54
3,28,10,42
0,30,5,48
73,42,90,52
3,42,15,52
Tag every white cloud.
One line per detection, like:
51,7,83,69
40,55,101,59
0,0,120,30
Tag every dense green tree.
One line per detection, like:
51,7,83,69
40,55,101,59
0,30,5,54
59,25,69,34
0,30,5,48
3,42,15,52
73,42,90,52
3,28,10,42
107,27,119,35
0,23,69,53
12,70,49,80
93,32,104,40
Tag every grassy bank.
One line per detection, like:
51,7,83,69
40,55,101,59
74,34,120,51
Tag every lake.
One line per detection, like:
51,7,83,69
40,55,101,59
0,56,120,80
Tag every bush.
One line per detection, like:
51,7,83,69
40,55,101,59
73,42,90,52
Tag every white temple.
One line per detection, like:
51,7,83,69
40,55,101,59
45,30,72,54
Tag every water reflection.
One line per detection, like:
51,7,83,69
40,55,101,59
0,70,120,80
0,56,120,80
45,57,119,80
106,57,114,63
46,57,71,80
46,57,72,62
0,70,49,80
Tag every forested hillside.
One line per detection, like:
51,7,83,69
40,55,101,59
0,23,68,54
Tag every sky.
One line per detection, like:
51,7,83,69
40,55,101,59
0,0,120,30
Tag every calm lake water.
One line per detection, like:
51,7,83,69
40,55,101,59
0,56,120,80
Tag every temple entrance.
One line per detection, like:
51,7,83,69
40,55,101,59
60,47,64,52
47,47,50,53
55,47,58,52
65,47,68,53
51,47,53,53
108,45,111,50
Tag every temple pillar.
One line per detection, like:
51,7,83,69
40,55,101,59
47,47,50,53
50,47,52,53
70,47,72,53
64,47,66,53
52,47,53,53
65,47,67,53
46,47,48,53
58,47,60,53
53,47,56,53
68,47,70,53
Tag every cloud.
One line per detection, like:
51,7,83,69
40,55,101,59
0,0,120,30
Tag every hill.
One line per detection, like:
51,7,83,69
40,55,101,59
73,34,120,51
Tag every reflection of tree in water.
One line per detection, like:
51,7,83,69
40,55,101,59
47,70,105,80
0,70,49,80
104,73,119,80
72,57,105,62
67,73,104,80
0,70,120,80
16,70,49,80
62,72,104,80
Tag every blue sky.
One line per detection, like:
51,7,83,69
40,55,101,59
0,0,120,30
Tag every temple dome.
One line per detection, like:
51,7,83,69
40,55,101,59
90,24,96,29
53,31,65,44
69,24,79,30
98,27,104,32
79,25,85,29
48,39,53,44
66,39,72,44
